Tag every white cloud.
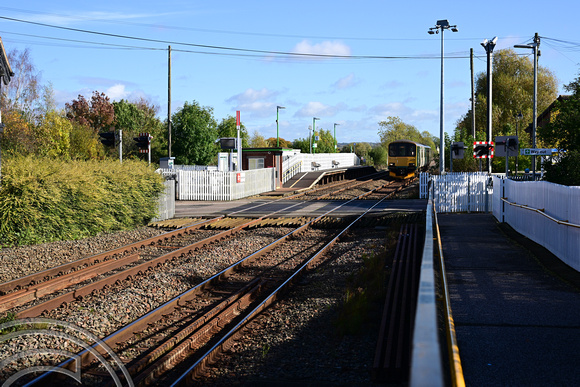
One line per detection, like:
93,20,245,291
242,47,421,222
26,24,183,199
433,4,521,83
292,40,351,58
371,102,413,118
332,73,360,90
295,101,347,118
106,84,130,100
227,88,279,104
26,11,167,26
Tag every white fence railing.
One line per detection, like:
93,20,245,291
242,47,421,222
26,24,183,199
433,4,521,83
172,167,275,201
296,153,360,172
421,172,579,271
493,177,580,271
174,164,218,171
421,172,493,213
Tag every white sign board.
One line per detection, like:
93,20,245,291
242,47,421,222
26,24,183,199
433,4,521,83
520,148,557,156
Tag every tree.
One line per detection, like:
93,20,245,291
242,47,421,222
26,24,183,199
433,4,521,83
539,73,580,185
216,116,249,148
69,121,104,160
354,142,372,161
454,49,558,172
369,146,388,166
0,110,36,155
249,130,268,147
378,116,435,150
313,128,335,153
292,138,309,154
65,91,116,133
133,97,166,163
112,98,164,162
1,48,40,120
266,137,293,148
171,101,218,165
35,111,72,158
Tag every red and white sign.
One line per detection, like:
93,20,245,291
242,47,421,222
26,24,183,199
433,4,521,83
236,172,245,183
236,111,241,127
473,141,494,159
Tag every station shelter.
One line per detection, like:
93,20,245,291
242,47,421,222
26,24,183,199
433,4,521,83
241,147,293,189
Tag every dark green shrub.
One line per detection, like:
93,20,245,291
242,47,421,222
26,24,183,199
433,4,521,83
0,156,164,246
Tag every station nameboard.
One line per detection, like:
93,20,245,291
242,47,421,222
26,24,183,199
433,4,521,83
520,148,557,156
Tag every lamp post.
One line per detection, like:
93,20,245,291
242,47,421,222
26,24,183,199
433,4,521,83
515,33,540,179
429,19,458,174
312,117,320,154
481,36,498,174
276,106,285,147
333,123,340,152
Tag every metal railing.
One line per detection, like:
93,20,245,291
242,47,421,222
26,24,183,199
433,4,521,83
420,172,493,213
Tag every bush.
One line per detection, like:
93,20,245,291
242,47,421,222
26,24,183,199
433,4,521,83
0,156,164,246
544,151,580,186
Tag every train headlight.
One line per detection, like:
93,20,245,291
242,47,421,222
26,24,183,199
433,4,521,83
389,162,395,167
409,163,415,167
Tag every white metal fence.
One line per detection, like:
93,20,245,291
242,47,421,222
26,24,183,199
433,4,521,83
493,177,580,271
152,177,175,221
172,167,276,201
297,153,360,172
420,172,493,213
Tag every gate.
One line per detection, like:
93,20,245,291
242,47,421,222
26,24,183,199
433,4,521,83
420,172,493,213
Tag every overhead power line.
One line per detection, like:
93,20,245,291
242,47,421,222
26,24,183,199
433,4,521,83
0,15,480,60
0,6,495,43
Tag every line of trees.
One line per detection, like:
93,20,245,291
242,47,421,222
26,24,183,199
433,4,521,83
0,47,432,170
5,47,574,184
1,48,359,167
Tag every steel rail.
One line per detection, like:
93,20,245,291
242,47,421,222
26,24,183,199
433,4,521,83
500,197,580,229
0,253,143,313
10,175,392,318
286,170,389,199
0,217,223,295
170,193,394,386
1,170,380,296
24,181,395,386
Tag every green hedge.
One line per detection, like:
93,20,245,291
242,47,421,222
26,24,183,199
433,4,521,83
0,156,165,247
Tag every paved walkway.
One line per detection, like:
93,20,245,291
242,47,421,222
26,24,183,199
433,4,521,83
438,213,580,386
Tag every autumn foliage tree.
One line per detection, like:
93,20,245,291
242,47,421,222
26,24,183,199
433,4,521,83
65,91,116,133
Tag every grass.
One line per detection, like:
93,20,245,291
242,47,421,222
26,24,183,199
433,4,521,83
334,221,402,336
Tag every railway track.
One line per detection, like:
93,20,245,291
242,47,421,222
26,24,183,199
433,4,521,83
0,173,422,385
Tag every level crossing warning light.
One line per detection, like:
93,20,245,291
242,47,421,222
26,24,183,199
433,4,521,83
134,132,152,153
99,131,116,147
473,141,494,158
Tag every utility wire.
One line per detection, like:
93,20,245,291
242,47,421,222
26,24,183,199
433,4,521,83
0,15,482,60
0,6,500,43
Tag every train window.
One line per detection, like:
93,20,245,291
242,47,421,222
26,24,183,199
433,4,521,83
389,143,416,157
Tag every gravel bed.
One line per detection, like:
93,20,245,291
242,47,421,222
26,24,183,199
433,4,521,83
0,218,405,385
197,228,389,386
0,226,303,384
0,227,166,283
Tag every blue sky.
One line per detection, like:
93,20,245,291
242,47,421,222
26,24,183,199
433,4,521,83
1,1,579,144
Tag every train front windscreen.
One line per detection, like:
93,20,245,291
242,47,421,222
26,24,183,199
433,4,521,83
388,143,416,157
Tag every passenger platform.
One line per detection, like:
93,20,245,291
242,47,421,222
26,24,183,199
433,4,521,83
260,166,376,197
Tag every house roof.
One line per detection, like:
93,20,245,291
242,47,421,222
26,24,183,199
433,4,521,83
0,36,14,86
524,95,571,134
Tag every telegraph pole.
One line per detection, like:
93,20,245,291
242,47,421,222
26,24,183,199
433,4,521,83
470,48,476,139
168,45,172,158
515,33,540,179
